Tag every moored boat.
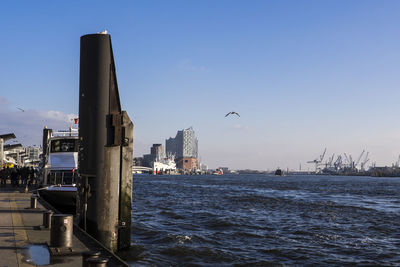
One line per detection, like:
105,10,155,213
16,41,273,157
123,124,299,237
37,184,77,213
41,127,78,185
212,168,223,175
38,127,78,212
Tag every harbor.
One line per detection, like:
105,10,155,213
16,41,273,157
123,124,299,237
1,1,400,265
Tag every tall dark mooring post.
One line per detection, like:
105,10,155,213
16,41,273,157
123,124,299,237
42,127,52,185
77,33,134,251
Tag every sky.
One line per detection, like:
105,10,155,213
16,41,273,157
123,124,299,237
1,1,400,170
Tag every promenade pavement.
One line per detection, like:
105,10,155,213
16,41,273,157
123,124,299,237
0,185,89,266
0,184,127,267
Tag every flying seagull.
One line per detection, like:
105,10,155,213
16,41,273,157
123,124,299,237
225,111,240,117
17,108,25,112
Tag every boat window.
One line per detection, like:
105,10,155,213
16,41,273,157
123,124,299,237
48,170,76,185
50,139,78,153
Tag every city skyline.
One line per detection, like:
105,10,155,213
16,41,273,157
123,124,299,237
1,1,400,170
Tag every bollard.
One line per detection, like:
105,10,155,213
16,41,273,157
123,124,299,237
43,210,53,229
82,251,101,267
87,257,108,267
50,214,73,247
30,195,37,209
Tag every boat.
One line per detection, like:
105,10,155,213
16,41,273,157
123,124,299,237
41,127,78,185
152,155,177,174
38,127,78,212
212,168,223,175
37,184,77,213
274,168,283,176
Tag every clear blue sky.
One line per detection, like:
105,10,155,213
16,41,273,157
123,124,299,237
1,0,400,170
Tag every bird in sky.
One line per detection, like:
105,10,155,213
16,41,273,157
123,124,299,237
17,108,25,112
225,111,240,117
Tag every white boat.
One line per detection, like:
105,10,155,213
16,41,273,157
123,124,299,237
38,127,78,212
153,155,177,174
42,127,78,185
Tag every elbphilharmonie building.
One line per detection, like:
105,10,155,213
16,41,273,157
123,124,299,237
166,127,198,159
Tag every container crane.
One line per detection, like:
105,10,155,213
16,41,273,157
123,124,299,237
343,153,350,166
395,154,400,168
360,152,370,171
333,155,342,170
307,148,327,172
354,150,365,170
323,153,335,168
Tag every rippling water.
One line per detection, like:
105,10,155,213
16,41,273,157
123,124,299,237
126,174,400,266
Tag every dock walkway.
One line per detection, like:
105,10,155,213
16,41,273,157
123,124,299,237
0,186,127,266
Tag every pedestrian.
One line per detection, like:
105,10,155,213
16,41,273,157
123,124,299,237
0,169,3,187
10,168,17,187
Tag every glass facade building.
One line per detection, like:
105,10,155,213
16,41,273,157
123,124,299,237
166,127,198,159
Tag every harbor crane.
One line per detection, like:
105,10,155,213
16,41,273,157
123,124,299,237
307,148,327,172
343,153,356,169
333,155,342,170
328,153,335,167
360,152,370,171
395,154,400,168
323,153,335,168
354,150,365,169
343,153,351,167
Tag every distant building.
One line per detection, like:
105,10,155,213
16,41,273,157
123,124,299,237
133,157,144,166
142,144,166,167
142,154,153,167
25,146,41,161
166,127,198,170
176,157,198,170
166,127,198,159
199,163,208,171
150,144,165,161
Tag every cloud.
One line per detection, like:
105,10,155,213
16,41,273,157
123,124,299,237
0,97,77,146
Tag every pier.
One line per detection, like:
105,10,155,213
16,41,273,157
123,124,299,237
0,185,127,266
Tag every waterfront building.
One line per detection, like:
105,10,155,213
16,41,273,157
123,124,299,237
150,144,165,161
133,157,144,166
143,144,166,167
25,146,41,161
176,157,198,170
166,127,198,159
200,163,208,171
166,127,198,170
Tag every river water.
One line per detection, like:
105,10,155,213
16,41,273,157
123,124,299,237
126,174,400,266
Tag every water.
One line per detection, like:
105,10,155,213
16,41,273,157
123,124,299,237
128,174,400,266
27,245,50,265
